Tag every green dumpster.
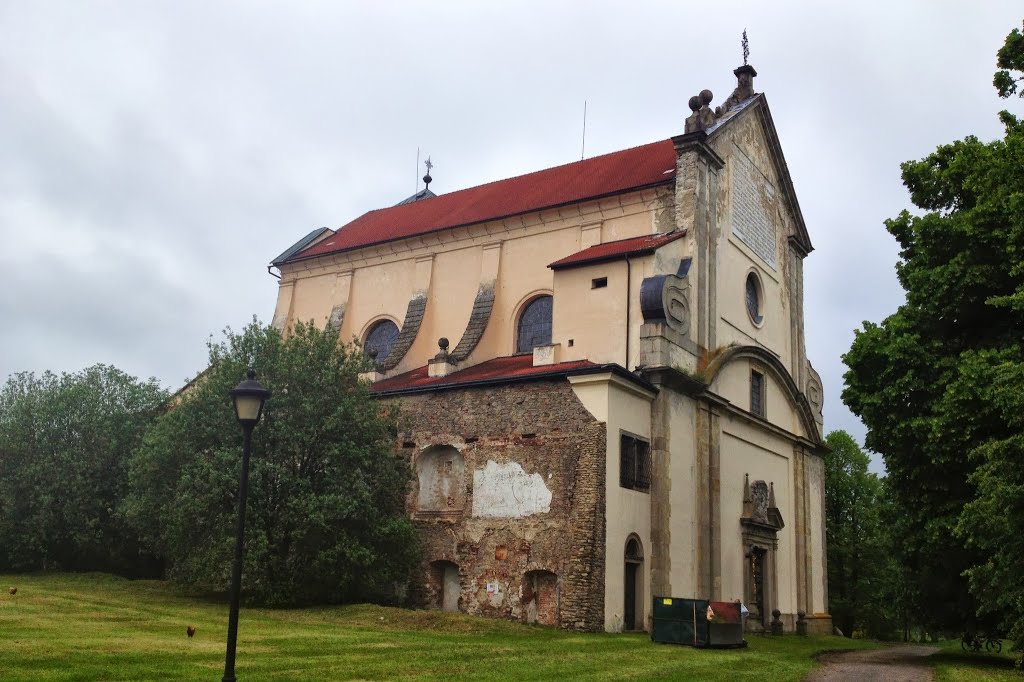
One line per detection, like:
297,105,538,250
651,597,747,648
651,597,708,647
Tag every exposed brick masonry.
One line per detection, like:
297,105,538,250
389,378,607,631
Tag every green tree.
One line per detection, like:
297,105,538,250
124,320,419,606
0,365,167,574
824,431,897,639
842,21,1024,641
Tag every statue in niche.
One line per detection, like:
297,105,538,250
750,480,769,525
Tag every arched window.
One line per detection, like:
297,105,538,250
516,295,553,353
364,319,400,362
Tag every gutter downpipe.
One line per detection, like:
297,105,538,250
624,255,631,371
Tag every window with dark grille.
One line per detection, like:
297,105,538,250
751,370,766,418
620,434,651,492
364,320,400,362
516,295,553,353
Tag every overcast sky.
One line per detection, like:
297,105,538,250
1,2,1020,471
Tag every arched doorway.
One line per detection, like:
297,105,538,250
522,570,559,626
624,536,644,631
428,560,460,612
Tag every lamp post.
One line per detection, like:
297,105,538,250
222,368,270,682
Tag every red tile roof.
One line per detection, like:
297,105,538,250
548,231,686,270
290,139,678,261
369,355,600,395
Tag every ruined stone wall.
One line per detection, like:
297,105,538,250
390,378,607,631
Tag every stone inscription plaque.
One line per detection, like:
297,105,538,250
731,152,777,269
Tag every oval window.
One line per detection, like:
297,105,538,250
364,319,400,362
745,273,763,325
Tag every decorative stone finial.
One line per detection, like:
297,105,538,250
684,89,716,133
771,609,784,635
434,337,449,360
428,336,457,378
422,156,433,191
796,610,808,636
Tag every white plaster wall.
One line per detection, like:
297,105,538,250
719,424,796,614
568,373,655,632
603,380,654,632
712,360,805,438
710,112,796,376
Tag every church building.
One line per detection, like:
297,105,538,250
268,62,830,634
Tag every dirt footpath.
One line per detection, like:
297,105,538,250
804,645,939,682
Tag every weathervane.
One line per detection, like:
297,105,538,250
423,156,433,191
742,29,749,66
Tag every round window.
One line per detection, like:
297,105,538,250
364,319,400,362
745,273,763,325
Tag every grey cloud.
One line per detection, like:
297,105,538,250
1,1,1021,476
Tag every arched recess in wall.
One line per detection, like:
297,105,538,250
702,345,821,443
415,445,466,519
514,292,553,354
428,560,460,613
521,569,559,626
624,534,644,632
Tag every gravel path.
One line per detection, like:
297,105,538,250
804,645,939,682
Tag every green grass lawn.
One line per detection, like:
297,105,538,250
931,637,1022,681
0,573,879,681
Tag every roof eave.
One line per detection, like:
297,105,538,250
281,178,676,265
371,362,654,398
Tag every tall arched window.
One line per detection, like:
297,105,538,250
364,319,400,362
516,295,552,353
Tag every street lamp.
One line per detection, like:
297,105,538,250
222,368,270,682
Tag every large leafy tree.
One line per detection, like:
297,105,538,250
124,320,419,606
843,21,1024,640
0,365,167,574
824,431,898,639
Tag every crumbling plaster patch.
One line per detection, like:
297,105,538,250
472,460,552,518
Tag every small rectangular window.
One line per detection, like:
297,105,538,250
620,434,651,492
591,277,608,289
751,370,766,418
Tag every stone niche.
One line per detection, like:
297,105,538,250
414,445,466,520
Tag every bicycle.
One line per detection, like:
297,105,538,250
986,636,1003,654
962,633,983,652
961,633,1002,653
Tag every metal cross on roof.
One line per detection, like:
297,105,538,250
742,29,749,66
424,156,433,173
